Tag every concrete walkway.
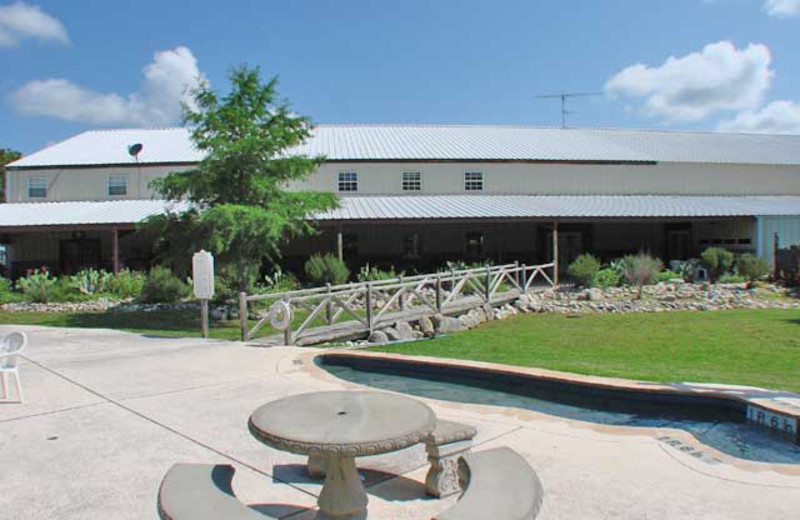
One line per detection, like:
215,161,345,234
1,325,799,519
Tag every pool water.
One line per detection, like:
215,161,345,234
319,356,800,465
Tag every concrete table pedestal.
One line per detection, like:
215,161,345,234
249,391,436,520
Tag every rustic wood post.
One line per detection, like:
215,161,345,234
337,229,344,262
283,295,292,346
484,266,491,302
435,275,443,313
325,283,333,324
553,221,560,286
111,227,120,275
239,291,248,341
521,263,528,294
365,283,373,333
199,299,209,339
398,275,405,310
513,261,520,287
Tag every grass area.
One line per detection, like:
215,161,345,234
375,309,800,393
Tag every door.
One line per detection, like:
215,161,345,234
666,230,692,261
60,239,101,274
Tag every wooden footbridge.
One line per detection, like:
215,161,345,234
239,262,556,346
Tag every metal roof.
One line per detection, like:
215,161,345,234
0,199,190,228
9,125,800,168
316,195,800,220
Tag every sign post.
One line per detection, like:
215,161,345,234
192,250,215,339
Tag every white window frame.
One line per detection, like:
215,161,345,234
338,171,358,192
401,171,422,191
107,174,129,197
27,177,47,199
464,171,484,191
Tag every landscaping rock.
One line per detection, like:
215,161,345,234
368,330,389,344
417,316,436,337
432,314,465,334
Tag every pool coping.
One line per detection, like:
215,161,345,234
314,349,800,449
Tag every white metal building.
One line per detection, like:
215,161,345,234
3,125,800,277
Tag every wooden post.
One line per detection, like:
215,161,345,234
199,299,209,339
325,283,333,324
521,263,528,294
283,295,292,346
365,283,373,333
239,292,248,341
484,266,491,302
337,229,344,262
553,221,559,286
111,227,119,275
435,275,442,313
398,275,405,310
513,261,520,287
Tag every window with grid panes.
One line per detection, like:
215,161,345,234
338,172,358,192
464,172,483,191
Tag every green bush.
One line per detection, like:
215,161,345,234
0,277,24,304
735,254,769,282
17,267,59,303
71,268,112,295
622,254,663,298
304,254,350,286
656,270,679,283
700,247,735,282
718,272,746,284
567,254,601,287
139,266,190,303
108,269,146,299
357,263,398,282
594,268,621,288
258,266,299,294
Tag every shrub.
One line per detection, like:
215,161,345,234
700,247,735,282
622,254,663,298
594,268,621,288
108,269,146,299
304,254,350,286
567,254,601,288
357,263,398,282
656,270,679,284
735,254,769,282
139,266,190,303
71,268,112,295
718,272,746,284
258,266,299,294
0,277,24,304
17,267,59,303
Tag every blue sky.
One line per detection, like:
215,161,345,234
2,0,799,153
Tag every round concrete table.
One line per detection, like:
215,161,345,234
248,391,436,520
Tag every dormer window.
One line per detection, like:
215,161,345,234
338,172,358,192
28,177,47,198
464,172,483,191
402,171,422,191
108,175,128,196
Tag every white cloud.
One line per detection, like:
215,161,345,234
605,41,773,121
0,2,68,48
10,46,205,126
718,100,800,134
764,0,800,17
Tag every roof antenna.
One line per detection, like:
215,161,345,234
536,92,602,129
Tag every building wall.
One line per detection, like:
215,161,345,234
7,160,800,202
757,216,800,270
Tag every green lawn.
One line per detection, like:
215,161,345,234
375,309,800,393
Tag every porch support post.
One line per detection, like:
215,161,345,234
336,228,344,262
111,227,119,275
552,221,559,286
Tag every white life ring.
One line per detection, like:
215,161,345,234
268,301,293,330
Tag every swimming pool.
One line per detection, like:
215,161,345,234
318,354,800,465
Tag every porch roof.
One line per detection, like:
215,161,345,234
0,199,190,228
317,195,800,221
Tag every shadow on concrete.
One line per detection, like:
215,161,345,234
249,503,313,519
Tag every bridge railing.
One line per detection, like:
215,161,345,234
239,261,555,344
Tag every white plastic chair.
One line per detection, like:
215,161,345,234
1,332,27,403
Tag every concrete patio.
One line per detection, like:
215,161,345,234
1,325,799,520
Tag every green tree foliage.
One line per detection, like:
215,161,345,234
148,66,338,291
567,253,601,287
735,253,769,282
1,148,22,202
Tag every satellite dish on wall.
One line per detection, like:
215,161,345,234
128,143,144,158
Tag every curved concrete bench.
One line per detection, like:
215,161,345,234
434,447,544,520
158,463,274,520
425,420,477,498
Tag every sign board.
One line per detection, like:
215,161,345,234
192,250,215,300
